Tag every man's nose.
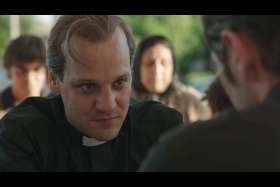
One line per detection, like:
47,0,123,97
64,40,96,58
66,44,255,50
26,71,35,83
96,87,117,113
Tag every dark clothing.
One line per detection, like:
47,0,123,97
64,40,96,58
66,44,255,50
0,87,16,111
139,86,280,172
0,96,182,172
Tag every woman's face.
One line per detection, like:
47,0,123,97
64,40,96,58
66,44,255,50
140,44,174,94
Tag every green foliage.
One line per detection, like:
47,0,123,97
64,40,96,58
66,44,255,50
0,15,49,58
0,16,10,57
0,15,209,76
122,15,208,76
21,15,50,37
186,72,216,92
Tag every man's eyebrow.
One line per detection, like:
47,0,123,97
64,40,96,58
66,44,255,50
117,73,130,79
113,73,131,82
70,79,99,85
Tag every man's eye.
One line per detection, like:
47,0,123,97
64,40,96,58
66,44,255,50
79,84,96,93
114,79,127,88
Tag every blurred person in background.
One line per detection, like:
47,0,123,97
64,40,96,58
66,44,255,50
203,77,233,118
131,35,211,123
0,35,47,117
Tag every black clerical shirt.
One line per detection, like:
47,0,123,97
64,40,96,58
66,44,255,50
0,96,182,171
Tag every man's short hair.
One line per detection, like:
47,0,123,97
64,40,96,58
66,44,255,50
202,15,280,77
47,15,135,81
204,78,233,113
3,35,46,69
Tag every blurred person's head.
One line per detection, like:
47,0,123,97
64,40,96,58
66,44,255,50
47,15,135,141
203,15,280,111
3,35,47,102
132,35,176,95
204,78,233,118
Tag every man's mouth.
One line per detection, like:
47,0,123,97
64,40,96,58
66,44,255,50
92,116,120,122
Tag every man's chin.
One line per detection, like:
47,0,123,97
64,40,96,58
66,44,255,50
89,131,120,141
86,124,122,141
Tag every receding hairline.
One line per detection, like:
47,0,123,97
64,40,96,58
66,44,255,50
61,25,130,68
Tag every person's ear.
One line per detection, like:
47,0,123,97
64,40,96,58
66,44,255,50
47,69,61,95
221,30,260,83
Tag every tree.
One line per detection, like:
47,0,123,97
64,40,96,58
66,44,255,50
122,15,210,77
0,15,50,58
0,16,10,57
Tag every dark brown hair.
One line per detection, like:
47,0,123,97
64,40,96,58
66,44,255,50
3,35,46,69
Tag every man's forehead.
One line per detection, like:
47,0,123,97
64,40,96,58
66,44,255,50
70,71,131,84
64,27,129,65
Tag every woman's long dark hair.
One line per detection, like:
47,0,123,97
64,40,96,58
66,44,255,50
132,35,177,96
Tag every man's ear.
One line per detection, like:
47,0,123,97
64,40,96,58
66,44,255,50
221,30,261,83
47,69,61,95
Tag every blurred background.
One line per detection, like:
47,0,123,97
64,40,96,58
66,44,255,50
0,15,216,93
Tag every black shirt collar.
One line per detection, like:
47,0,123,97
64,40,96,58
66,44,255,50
1,86,16,110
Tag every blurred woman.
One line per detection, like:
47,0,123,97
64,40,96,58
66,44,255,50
131,35,211,124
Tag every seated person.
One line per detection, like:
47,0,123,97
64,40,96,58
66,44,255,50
131,35,211,123
0,35,47,117
0,15,183,172
140,15,280,172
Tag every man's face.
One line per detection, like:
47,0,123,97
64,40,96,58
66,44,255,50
58,28,131,141
9,61,47,98
140,44,174,94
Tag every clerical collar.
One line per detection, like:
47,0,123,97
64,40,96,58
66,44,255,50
82,136,106,147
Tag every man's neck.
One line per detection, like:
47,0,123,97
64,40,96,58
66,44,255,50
82,136,106,147
255,77,280,104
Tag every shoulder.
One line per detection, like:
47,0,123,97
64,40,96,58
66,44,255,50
129,100,183,139
0,96,64,171
159,109,242,150
174,82,204,99
0,86,13,111
140,109,244,171
2,96,58,121
130,100,183,125
141,100,280,171
0,96,62,140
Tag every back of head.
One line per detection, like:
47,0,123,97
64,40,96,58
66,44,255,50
3,35,46,70
202,15,280,77
47,15,135,81
132,35,176,94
